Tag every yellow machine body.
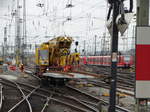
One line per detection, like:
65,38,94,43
35,36,76,72
0,57,3,65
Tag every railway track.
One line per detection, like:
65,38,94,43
81,65,135,89
69,71,134,95
16,80,131,112
19,82,97,112
65,84,131,112
26,66,134,96
0,77,100,112
2,76,132,112
0,78,33,112
84,79,134,96
24,65,134,111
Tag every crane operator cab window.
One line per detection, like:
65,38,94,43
59,42,71,48
0,59,3,65
39,50,49,65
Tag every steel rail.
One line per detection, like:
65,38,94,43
66,84,131,112
24,69,41,82
8,85,40,112
40,95,52,112
87,80,134,96
0,78,33,112
19,82,98,112
61,95,98,112
0,80,97,112
17,82,99,112
50,97,93,112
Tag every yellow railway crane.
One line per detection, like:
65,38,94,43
35,36,80,76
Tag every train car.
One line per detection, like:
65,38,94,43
80,55,134,68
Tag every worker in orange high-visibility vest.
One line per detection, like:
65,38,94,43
20,64,24,72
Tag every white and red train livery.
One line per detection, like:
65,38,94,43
80,55,134,68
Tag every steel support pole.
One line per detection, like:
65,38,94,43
84,40,86,56
22,0,27,65
4,27,7,63
15,0,21,66
2,44,4,62
94,35,97,56
108,1,119,112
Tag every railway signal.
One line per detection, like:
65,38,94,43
116,12,134,35
106,0,133,36
75,41,79,52
107,1,119,111
75,41,78,46
106,0,133,111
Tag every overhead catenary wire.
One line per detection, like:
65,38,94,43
29,0,105,37
0,0,119,52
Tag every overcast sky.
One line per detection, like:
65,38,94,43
0,0,137,53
